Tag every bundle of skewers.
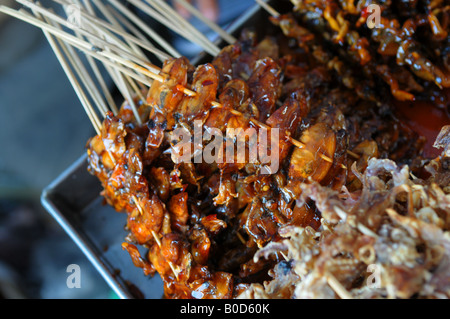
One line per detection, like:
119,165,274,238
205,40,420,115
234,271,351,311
2,0,449,299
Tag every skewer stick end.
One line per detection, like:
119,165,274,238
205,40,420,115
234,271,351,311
326,271,353,299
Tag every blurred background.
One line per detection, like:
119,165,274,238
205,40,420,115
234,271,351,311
0,0,253,298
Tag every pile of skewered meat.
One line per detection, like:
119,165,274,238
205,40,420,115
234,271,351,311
278,0,449,106
86,2,450,299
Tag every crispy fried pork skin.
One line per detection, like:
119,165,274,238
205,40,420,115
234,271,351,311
241,155,450,299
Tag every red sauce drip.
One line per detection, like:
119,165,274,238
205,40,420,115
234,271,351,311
394,90,450,158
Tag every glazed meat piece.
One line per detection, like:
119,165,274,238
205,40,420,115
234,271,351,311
231,29,259,80
143,110,166,165
247,58,282,122
149,232,192,283
121,243,155,276
244,197,279,247
265,89,309,164
87,111,127,180
104,148,148,213
269,13,314,48
205,79,251,132
285,122,336,199
175,63,219,123
127,193,165,245
212,43,242,89
148,166,170,202
168,191,189,232
189,268,234,299
146,57,192,129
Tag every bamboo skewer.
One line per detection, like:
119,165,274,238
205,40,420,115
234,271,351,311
107,0,182,59
0,1,348,168
51,0,172,62
87,56,120,115
16,0,157,74
89,0,146,61
131,195,180,280
116,71,143,125
34,1,120,164
13,0,163,91
142,0,220,56
326,272,353,299
48,20,108,117
122,0,187,51
79,1,137,116
105,3,168,64
124,0,218,57
0,6,159,84
145,0,189,33
174,0,236,45
1,1,162,128
126,74,146,103
254,0,280,18
11,1,150,123
29,7,101,135
76,39,120,115
48,6,110,116
77,1,144,124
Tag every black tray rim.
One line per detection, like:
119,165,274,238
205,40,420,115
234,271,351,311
41,153,135,299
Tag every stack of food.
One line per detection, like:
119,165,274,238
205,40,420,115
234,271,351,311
280,0,449,104
86,1,450,299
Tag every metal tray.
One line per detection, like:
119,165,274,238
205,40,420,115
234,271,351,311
41,0,289,299
41,154,161,299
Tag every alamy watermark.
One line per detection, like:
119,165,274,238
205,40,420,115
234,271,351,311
66,1,82,29
365,4,381,29
170,120,280,175
66,264,81,289
366,264,382,289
